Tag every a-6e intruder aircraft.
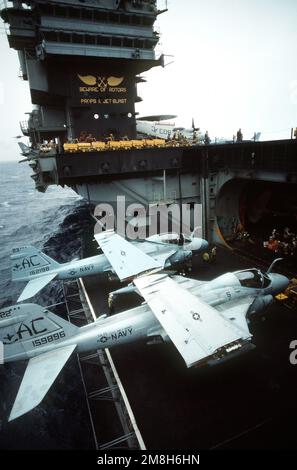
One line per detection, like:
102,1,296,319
2,231,288,421
11,229,208,302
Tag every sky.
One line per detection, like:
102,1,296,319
0,0,297,160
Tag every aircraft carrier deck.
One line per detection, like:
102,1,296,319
81,245,297,449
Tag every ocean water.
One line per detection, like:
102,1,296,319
0,161,89,306
0,161,94,449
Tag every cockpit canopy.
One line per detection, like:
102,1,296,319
234,269,271,289
162,233,192,244
147,233,192,245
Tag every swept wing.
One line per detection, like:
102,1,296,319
95,231,162,281
134,274,252,368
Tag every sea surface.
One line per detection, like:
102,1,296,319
0,160,94,449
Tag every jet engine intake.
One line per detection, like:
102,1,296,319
246,294,274,320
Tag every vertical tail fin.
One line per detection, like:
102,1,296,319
0,303,78,363
1,304,79,420
11,246,60,281
18,142,30,156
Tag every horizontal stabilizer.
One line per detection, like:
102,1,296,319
134,274,252,368
9,344,76,421
95,231,162,281
17,273,57,302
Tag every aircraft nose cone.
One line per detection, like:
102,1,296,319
270,273,289,293
188,238,208,252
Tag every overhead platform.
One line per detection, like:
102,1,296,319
54,139,297,186
56,145,200,185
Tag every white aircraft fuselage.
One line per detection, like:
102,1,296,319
2,260,289,421
12,235,208,302
3,269,288,365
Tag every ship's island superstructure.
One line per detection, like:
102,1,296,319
1,1,173,197
2,0,163,141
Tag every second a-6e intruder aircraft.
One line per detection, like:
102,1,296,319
2,230,288,421
11,230,208,302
